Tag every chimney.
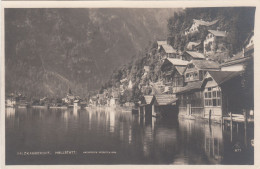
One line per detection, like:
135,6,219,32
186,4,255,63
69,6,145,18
242,48,245,57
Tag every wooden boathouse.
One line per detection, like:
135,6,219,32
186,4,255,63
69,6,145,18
139,95,154,116
151,94,178,118
203,71,245,122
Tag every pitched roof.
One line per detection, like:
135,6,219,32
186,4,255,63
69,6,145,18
167,58,189,66
186,51,205,59
176,81,203,93
154,94,178,105
187,41,201,50
175,66,186,75
190,60,220,70
194,19,218,26
220,54,252,67
143,95,153,105
206,71,242,85
162,44,177,54
208,30,227,37
157,41,167,46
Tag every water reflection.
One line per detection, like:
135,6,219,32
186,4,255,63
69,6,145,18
6,107,15,119
5,108,253,165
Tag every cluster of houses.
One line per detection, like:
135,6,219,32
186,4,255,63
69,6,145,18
138,18,254,123
5,18,254,124
5,89,88,109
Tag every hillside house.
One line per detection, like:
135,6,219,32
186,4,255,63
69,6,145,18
185,19,218,35
186,41,201,51
158,44,178,59
184,60,220,83
161,58,189,93
182,51,205,61
221,32,254,71
204,30,227,56
151,94,178,118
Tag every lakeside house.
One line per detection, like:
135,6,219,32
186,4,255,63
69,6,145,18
110,90,120,107
6,97,16,108
176,59,220,118
204,30,227,56
203,71,244,121
185,19,218,35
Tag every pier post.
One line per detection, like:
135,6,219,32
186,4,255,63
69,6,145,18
244,110,248,148
230,112,233,142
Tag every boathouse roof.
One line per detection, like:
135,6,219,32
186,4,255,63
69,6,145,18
208,30,227,37
205,71,242,85
143,95,154,105
154,94,178,106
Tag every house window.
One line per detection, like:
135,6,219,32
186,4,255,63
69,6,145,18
194,72,198,79
204,87,221,107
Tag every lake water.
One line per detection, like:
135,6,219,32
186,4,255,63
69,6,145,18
5,107,254,165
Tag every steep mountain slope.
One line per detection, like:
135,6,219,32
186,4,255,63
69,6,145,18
5,8,180,97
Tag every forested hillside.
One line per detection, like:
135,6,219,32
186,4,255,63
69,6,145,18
5,8,178,98
99,7,255,103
